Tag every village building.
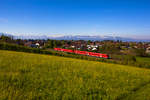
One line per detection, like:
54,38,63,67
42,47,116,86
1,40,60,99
35,43,40,47
146,47,150,54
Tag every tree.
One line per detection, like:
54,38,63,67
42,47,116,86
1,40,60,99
44,40,54,48
0,35,13,43
87,40,91,45
16,39,24,45
134,48,147,57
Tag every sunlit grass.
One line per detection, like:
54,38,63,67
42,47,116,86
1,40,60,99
0,50,150,100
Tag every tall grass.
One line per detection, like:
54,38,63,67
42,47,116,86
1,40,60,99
0,50,150,100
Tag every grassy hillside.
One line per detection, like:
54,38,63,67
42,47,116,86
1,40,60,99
0,50,150,100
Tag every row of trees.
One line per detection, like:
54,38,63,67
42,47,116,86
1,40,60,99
97,43,149,57
44,40,64,48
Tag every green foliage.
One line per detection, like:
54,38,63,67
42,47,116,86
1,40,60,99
98,44,121,54
0,35,14,43
44,40,64,48
1,50,150,100
44,40,54,48
16,39,24,45
134,48,147,57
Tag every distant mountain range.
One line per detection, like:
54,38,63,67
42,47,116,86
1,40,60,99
0,32,150,42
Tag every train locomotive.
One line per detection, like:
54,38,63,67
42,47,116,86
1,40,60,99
54,48,109,59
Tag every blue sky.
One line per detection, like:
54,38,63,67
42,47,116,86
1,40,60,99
0,0,150,39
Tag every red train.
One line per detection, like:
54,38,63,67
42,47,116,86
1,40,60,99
54,48,109,59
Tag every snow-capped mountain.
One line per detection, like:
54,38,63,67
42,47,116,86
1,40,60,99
0,32,150,42
14,34,133,41
0,32,13,37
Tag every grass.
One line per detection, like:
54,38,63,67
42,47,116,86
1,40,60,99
136,57,150,64
0,50,150,100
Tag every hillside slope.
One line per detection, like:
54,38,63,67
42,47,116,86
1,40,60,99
0,50,150,100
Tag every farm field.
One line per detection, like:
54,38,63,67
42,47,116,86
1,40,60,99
0,50,150,100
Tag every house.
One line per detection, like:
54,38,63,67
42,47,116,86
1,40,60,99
71,45,75,48
24,41,32,47
35,43,40,47
146,47,150,54
92,47,97,51
30,44,37,48
87,45,98,50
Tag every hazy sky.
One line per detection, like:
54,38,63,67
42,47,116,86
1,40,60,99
0,0,150,38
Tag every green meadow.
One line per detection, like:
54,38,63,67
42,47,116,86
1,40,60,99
0,50,150,100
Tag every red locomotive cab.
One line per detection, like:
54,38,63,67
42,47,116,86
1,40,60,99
54,48,62,51
54,48,57,50
102,54,109,59
105,55,109,59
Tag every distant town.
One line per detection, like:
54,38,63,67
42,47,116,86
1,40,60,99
0,34,150,57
